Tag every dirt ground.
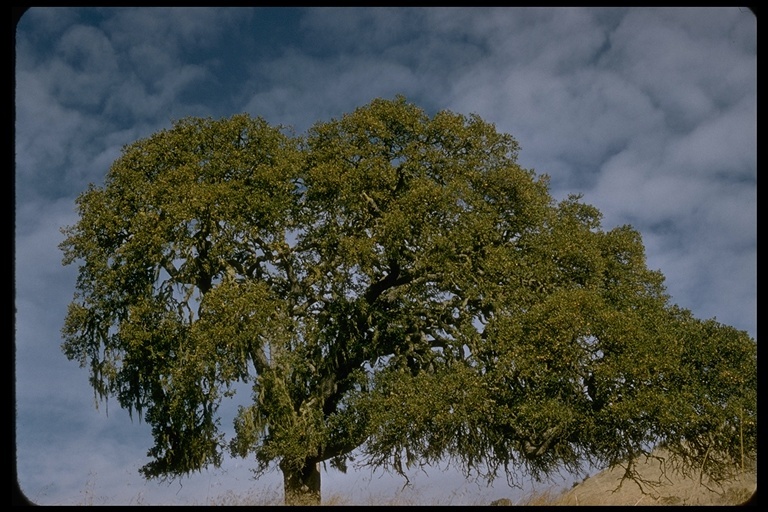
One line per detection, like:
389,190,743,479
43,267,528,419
548,449,757,506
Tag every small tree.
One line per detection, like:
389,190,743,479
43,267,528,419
61,97,756,505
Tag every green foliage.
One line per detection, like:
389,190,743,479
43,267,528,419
61,96,756,497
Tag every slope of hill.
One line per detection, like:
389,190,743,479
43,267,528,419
551,449,756,506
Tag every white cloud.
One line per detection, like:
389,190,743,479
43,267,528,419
602,8,755,131
664,95,756,180
51,24,120,108
241,50,420,132
14,70,87,187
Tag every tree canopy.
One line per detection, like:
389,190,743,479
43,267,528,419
60,96,757,505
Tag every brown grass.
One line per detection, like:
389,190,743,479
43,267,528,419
55,449,757,506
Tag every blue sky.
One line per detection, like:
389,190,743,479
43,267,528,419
14,7,756,505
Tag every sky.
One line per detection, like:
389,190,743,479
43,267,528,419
13,7,756,506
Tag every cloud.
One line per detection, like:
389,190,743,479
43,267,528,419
14,10,247,201
242,51,421,132
664,95,756,181
299,7,428,52
592,91,755,234
102,7,249,55
51,24,120,109
14,71,87,197
15,198,84,422
602,7,756,131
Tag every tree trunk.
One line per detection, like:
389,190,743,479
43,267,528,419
280,459,321,506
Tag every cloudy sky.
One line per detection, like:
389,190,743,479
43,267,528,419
14,7,756,506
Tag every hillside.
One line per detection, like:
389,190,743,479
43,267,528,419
548,449,756,506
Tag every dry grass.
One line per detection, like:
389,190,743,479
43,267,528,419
205,487,284,506
520,451,757,507
57,480,756,506
44,450,757,506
